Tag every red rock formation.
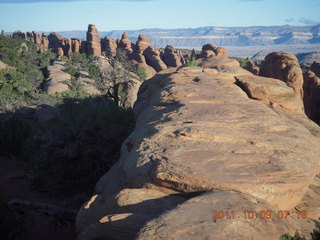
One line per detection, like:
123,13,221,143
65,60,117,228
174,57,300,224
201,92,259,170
71,39,81,53
86,24,101,56
303,70,320,123
118,32,133,53
161,45,183,68
201,44,228,58
102,36,117,57
143,46,167,72
136,35,152,53
259,52,304,98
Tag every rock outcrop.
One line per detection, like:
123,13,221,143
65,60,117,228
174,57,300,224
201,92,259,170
161,45,183,68
201,44,228,58
303,70,320,124
118,32,133,53
43,61,70,95
48,32,73,57
259,52,304,98
135,35,152,53
101,36,117,57
12,31,49,53
143,46,167,72
311,61,320,76
77,54,320,240
43,61,101,96
243,58,259,75
86,24,101,56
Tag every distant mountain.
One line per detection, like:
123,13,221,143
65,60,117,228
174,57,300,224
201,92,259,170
54,24,320,48
296,52,320,64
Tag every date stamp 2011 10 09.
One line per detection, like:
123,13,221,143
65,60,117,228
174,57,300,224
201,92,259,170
211,210,308,220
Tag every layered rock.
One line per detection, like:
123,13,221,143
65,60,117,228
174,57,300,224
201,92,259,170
71,39,81,53
12,31,49,53
101,36,117,57
143,46,167,72
77,56,320,240
86,24,101,56
161,45,183,68
259,52,304,98
135,35,152,53
118,32,133,53
48,32,73,57
303,70,320,124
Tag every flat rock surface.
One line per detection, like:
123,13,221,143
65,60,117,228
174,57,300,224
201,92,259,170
77,59,320,240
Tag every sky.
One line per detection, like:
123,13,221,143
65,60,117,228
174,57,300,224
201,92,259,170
0,0,319,32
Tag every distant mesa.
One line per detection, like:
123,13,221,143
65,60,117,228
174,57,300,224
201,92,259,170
296,51,320,64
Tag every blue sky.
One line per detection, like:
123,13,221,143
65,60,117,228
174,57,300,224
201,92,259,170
0,0,319,32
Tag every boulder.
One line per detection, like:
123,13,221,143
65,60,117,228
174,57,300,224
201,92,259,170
303,70,320,124
201,44,228,59
86,24,101,56
236,75,304,113
161,45,182,68
77,55,320,240
259,52,304,98
214,47,228,58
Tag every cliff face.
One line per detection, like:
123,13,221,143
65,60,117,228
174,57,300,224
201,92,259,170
76,53,320,240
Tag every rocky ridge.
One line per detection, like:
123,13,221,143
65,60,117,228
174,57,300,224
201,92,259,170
76,47,320,240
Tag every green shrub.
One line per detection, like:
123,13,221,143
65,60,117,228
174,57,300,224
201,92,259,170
0,69,33,111
280,233,305,240
137,67,148,82
238,58,250,68
29,97,135,196
0,113,37,159
184,56,198,67
0,36,53,91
